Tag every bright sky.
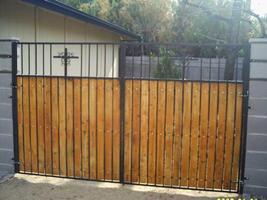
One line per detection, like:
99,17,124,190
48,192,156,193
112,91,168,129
251,0,267,16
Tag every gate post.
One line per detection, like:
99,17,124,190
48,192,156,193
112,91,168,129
119,43,126,184
11,41,19,173
238,44,250,194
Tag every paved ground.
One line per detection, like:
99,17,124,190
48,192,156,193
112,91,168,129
0,174,239,200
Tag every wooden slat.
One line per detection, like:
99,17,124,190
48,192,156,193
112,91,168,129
17,77,24,172
66,79,74,177
89,79,97,179
58,78,66,176
104,80,113,180
97,79,105,180
231,84,243,191
180,82,192,187
223,84,236,190
205,83,218,189
51,78,59,175
188,82,200,188
29,77,38,173
124,80,132,182
112,80,120,181
74,79,81,178
197,83,209,188
148,81,157,184
213,83,227,189
171,82,183,186
22,77,31,172
81,79,89,178
164,81,174,186
140,80,149,184
156,81,166,185
132,80,141,183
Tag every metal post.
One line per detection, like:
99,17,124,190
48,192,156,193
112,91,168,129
119,43,126,184
11,41,19,173
238,44,250,194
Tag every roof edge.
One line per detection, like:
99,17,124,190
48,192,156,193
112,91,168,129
21,0,141,41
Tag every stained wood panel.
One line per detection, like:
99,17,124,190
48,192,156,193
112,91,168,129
17,77,120,182
17,77,243,191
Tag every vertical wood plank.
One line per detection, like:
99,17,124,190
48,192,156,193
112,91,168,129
104,80,112,180
17,77,24,172
132,80,141,183
189,82,200,188
51,78,59,175
81,79,89,178
29,77,38,173
74,79,81,178
206,83,218,189
44,77,52,175
231,84,243,191
172,82,183,186
97,79,105,180
66,79,74,177
140,80,149,184
58,78,66,176
124,80,132,182
113,80,120,181
156,81,166,185
164,81,174,186
197,83,209,188
180,82,192,187
89,79,97,179
148,81,157,185
213,83,227,189
223,84,236,190
22,77,31,172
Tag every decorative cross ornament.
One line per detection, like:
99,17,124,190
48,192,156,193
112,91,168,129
53,48,79,76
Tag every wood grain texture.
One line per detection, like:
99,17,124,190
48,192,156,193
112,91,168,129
17,77,243,191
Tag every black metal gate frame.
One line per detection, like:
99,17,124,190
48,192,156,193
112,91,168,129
10,41,251,194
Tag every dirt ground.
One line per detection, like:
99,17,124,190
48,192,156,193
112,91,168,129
0,174,239,200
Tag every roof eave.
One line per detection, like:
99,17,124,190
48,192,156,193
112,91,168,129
21,0,141,41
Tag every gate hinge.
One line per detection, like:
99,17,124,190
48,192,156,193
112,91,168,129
10,84,17,89
12,158,20,165
240,90,249,98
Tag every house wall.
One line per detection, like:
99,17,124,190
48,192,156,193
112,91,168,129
0,0,123,77
244,38,267,197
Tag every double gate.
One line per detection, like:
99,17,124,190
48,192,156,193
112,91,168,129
11,42,250,193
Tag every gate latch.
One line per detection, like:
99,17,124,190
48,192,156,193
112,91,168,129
0,54,12,59
240,90,249,98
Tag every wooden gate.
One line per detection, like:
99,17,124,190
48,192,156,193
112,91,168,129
13,42,249,193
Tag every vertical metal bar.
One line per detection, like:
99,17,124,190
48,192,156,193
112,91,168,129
238,45,250,194
35,43,39,174
104,44,106,180
50,44,53,175
111,44,114,181
43,44,47,175
196,53,203,188
11,41,19,173
138,44,142,183
212,56,221,189
131,45,134,183
119,43,126,184
28,44,32,173
178,49,186,187
21,43,26,172
64,48,68,77
147,45,151,184
88,44,91,178
204,57,212,189
80,44,83,178
95,44,98,179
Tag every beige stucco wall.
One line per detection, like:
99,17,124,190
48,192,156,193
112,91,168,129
0,0,126,77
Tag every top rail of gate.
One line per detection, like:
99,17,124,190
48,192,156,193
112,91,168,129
15,42,249,83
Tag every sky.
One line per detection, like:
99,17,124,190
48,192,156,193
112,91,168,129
251,0,267,16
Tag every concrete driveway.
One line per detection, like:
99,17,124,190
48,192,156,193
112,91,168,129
0,174,239,200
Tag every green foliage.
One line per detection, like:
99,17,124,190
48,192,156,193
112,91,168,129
58,0,260,43
153,49,182,79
